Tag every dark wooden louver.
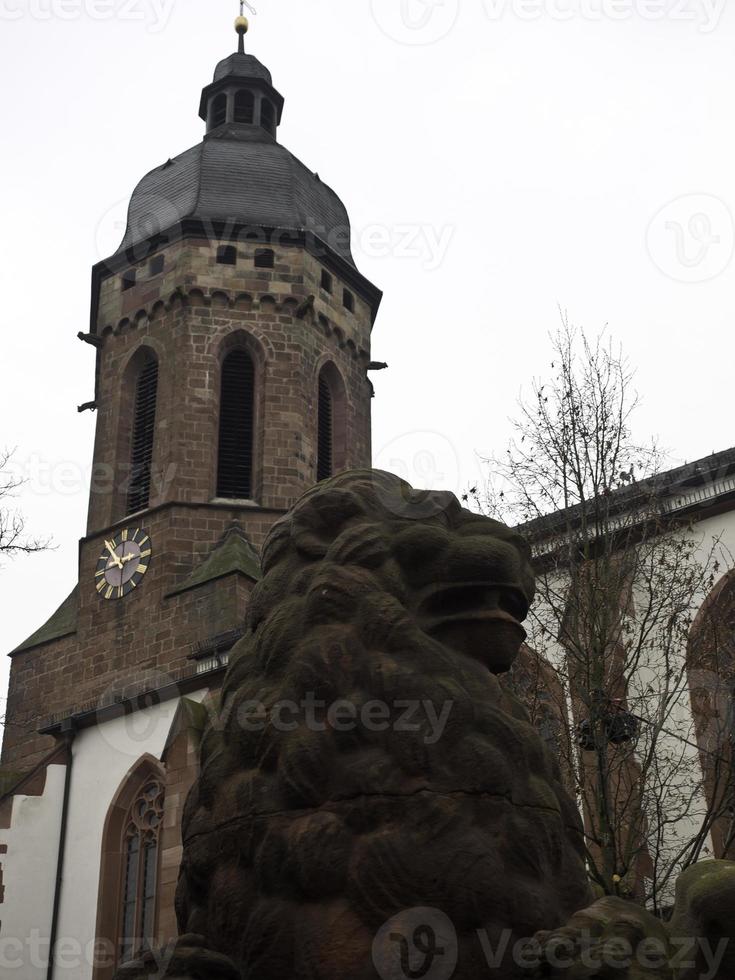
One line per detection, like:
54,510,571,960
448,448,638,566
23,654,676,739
217,350,255,498
234,90,255,124
212,94,227,127
261,100,276,135
127,359,158,514
317,376,333,482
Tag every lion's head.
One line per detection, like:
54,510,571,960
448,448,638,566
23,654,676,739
177,471,591,980
253,469,535,675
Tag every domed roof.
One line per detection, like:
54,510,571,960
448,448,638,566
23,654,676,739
213,52,272,84
115,128,355,267
114,47,356,267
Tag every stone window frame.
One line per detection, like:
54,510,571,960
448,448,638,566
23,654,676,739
113,344,162,523
92,754,166,980
687,568,735,859
213,329,267,505
315,360,348,480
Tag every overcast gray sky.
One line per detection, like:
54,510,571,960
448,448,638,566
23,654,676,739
2,0,735,710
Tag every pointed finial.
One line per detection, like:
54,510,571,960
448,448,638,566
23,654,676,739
235,1,256,54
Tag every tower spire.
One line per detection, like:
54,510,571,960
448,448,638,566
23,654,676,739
235,0,256,54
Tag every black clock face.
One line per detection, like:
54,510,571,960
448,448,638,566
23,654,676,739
95,528,152,600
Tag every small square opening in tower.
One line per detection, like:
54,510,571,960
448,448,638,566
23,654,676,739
217,245,237,266
343,289,355,313
320,270,333,294
121,269,137,291
254,248,275,269
149,255,164,277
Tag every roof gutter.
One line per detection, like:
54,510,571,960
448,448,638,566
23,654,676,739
46,723,75,980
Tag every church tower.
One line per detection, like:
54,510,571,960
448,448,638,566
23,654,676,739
2,18,381,770
0,22,381,977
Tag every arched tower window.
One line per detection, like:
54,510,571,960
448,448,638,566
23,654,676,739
317,374,333,482
127,354,158,515
261,100,276,136
119,779,165,963
217,349,255,498
317,363,347,482
234,89,255,124
212,93,227,127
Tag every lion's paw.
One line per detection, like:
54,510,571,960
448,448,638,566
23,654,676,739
112,935,241,979
522,898,672,979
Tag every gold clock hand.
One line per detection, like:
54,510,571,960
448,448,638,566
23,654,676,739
120,552,138,564
105,540,124,568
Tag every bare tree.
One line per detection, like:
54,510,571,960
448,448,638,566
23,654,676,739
0,448,50,562
467,315,734,913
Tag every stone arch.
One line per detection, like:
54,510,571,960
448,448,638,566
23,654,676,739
93,754,166,980
687,569,735,858
315,359,348,480
114,343,162,520
213,330,268,504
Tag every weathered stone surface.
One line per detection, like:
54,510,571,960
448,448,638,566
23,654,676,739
172,470,593,979
528,895,672,978
669,861,735,980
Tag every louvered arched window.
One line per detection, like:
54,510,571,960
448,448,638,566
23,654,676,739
317,363,347,482
119,779,165,964
234,89,255,124
127,355,158,515
212,93,227,127
217,349,255,498
317,373,334,482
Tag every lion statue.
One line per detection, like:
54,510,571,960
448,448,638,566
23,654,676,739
169,470,592,978
116,471,734,980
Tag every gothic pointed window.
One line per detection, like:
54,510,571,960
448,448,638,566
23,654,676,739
127,355,158,515
234,89,255,124
119,779,165,965
217,349,255,498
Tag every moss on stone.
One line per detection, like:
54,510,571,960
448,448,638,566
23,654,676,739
168,526,261,597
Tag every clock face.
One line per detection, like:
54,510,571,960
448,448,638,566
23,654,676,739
95,528,152,600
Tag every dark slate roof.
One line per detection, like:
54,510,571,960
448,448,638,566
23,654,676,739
214,53,272,83
115,128,356,266
519,446,735,543
12,586,78,654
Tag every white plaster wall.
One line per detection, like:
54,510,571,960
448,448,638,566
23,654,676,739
2,688,207,980
0,764,67,980
525,506,735,904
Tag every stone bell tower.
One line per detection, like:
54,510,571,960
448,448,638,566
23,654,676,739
2,18,382,769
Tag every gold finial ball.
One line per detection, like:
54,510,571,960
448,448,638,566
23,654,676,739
235,15,249,34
